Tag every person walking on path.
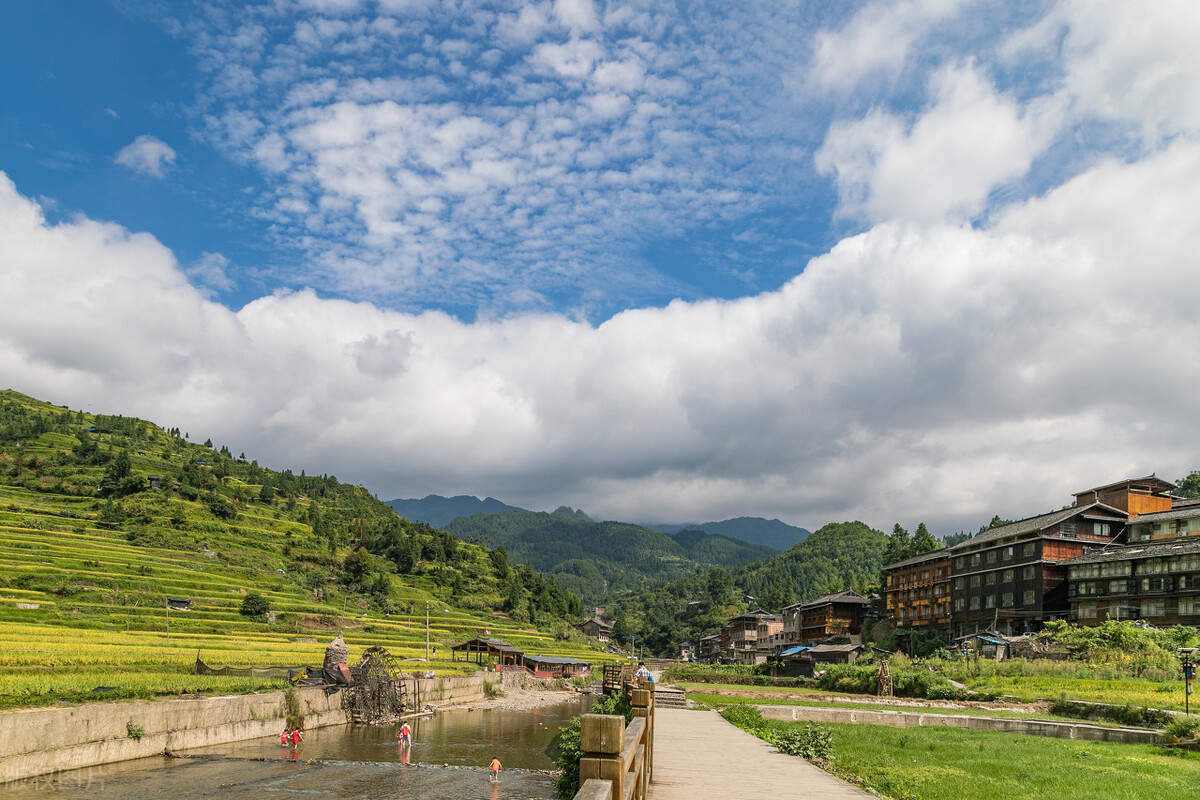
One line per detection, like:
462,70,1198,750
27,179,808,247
635,661,651,682
488,756,502,782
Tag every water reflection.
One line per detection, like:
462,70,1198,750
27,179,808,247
0,699,591,800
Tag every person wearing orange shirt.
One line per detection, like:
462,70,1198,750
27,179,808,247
488,756,502,782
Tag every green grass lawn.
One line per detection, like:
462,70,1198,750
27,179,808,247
961,674,1186,711
684,689,1149,728
816,722,1200,800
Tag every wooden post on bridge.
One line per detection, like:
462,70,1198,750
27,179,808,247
580,714,626,800
632,683,654,785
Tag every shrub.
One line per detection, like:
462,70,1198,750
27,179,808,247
1163,715,1200,742
126,720,145,740
554,692,632,799
769,724,834,760
240,592,270,618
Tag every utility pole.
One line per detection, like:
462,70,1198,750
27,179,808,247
165,599,169,642
426,600,430,662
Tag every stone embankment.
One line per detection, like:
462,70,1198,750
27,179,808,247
0,672,505,783
754,704,1162,744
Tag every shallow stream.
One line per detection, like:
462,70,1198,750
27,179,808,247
1,699,591,800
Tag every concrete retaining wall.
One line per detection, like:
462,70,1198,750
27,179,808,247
755,704,1162,744
0,673,493,783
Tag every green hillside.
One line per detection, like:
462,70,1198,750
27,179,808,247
446,509,776,602
609,521,888,655
0,390,607,708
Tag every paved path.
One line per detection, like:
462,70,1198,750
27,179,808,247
649,708,873,800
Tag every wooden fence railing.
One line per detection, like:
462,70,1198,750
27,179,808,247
575,681,655,800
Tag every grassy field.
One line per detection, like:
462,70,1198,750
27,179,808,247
820,722,1200,800
958,674,1185,710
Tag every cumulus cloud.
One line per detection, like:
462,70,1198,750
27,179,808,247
114,135,178,178
816,64,1059,224
4,154,1200,533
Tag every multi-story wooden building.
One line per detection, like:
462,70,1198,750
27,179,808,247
1064,499,1200,625
720,609,782,664
883,476,1172,636
796,590,869,643
884,550,952,630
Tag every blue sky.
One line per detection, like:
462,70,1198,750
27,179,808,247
3,1,1200,532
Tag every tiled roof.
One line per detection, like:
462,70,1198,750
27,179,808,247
800,590,869,608
949,502,1125,549
1129,507,1200,524
1060,538,1200,566
524,654,592,665
883,547,952,571
1072,474,1175,496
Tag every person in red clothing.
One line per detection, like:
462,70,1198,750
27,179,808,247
279,729,289,745
290,729,304,747
397,721,412,747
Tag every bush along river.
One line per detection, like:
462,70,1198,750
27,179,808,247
0,698,592,800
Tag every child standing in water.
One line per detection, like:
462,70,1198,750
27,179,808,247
488,756,502,782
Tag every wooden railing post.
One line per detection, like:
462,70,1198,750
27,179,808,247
579,714,625,800
632,684,654,794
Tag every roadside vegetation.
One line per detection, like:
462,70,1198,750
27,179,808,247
0,390,612,708
715,703,1200,800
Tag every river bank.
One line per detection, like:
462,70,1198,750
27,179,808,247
0,671,588,783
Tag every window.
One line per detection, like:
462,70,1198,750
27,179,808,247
1003,545,1014,560
1094,522,1111,537
955,557,965,569
1077,601,1097,619
1060,521,1076,537
971,553,981,567
969,575,981,588
922,569,930,580
1023,542,1036,557
1142,577,1174,593
1023,590,1036,605
986,550,998,564
1143,600,1165,617
954,577,964,590
1002,569,1014,583
954,598,965,612
1002,592,1013,607
1108,579,1127,594
1180,596,1200,616
1100,562,1131,577
985,572,997,585
985,595,996,609
1022,565,1036,580
970,597,981,610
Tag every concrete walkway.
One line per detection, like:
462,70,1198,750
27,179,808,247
649,708,873,799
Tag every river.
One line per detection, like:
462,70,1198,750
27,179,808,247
0,699,592,800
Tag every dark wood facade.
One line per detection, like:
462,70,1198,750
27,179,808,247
1065,504,1200,626
796,590,869,643
881,477,1174,636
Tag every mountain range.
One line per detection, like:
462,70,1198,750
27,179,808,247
386,494,811,551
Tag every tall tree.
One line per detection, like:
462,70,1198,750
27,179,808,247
884,523,911,565
912,522,939,554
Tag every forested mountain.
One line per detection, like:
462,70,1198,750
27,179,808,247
0,390,582,632
386,494,524,528
609,521,888,656
446,509,775,603
649,516,811,551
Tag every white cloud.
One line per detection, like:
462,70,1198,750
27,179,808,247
810,0,969,92
4,155,1200,533
815,64,1058,223
114,135,177,179
188,252,236,293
